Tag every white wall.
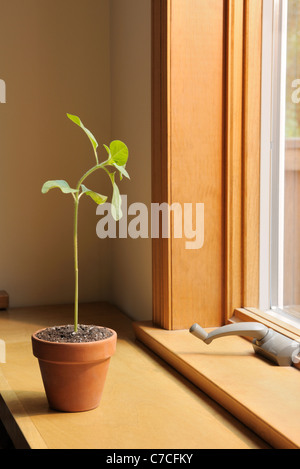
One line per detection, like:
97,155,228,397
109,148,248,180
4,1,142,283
110,0,152,321
0,0,112,307
0,0,152,320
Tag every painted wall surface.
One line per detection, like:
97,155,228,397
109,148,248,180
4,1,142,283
110,0,152,321
0,0,112,307
0,0,152,320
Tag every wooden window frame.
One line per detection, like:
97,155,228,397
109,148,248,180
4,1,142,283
150,0,262,331
149,0,300,340
152,0,227,330
134,0,300,450
137,0,300,355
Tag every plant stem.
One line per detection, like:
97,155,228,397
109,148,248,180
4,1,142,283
73,160,109,332
77,161,107,189
74,193,79,332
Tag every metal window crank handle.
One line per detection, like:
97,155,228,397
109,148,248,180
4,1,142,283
189,322,300,366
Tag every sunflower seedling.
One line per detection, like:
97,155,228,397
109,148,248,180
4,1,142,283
42,114,129,332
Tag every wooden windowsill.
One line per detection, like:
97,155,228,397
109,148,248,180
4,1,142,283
133,320,300,449
0,303,270,449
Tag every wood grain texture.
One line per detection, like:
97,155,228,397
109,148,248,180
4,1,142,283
0,303,268,449
152,0,172,329
152,0,262,329
152,0,225,329
170,0,225,329
134,320,299,449
224,0,244,319
242,0,262,309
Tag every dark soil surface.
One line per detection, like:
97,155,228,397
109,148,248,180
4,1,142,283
35,324,113,343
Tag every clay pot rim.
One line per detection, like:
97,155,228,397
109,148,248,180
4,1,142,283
32,325,117,347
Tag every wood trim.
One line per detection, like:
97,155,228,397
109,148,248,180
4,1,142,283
152,0,225,330
225,0,262,319
169,0,225,329
152,0,262,329
224,0,245,319
242,0,262,309
152,0,172,329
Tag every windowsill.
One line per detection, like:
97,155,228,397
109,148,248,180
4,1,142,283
0,303,271,449
133,318,300,449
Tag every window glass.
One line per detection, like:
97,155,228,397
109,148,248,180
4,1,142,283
271,0,300,325
283,0,300,320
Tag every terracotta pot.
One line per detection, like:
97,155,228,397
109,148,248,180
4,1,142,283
31,326,117,412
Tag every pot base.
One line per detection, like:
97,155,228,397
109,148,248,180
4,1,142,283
38,358,111,412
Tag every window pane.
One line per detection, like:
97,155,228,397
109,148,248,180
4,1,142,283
283,0,300,320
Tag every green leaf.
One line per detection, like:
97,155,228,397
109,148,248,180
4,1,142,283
42,180,78,194
113,163,130,181
109,140,128,166
67,113,98,151
80,185,107,205
111,182,122,221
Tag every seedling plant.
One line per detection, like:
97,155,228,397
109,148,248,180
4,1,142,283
42,114,129,332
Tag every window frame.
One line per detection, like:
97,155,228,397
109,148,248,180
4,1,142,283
151,0,262,331
150,0,300,339
260,0,286,312
260,0,300,331
134,0,300,449
269,0,287,311
231,0,300,340
151,0,227,330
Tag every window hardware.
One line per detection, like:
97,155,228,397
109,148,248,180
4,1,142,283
190,322,300,367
